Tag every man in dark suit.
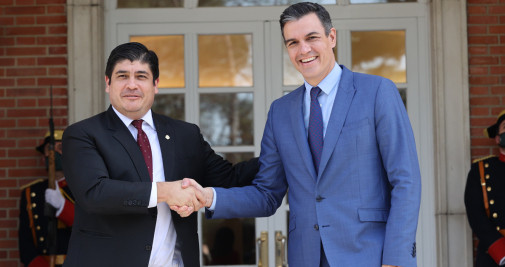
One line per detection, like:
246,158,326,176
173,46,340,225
61,42,258,267
465,109,505,267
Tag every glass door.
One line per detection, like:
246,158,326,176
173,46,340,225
112,6,432,267
117,21,275,267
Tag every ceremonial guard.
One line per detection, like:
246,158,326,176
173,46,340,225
465,110,505,267
18,130,74,267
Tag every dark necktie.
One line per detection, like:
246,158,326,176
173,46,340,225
308,86,324,174
132,119,153,181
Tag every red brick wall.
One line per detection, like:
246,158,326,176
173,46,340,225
0,0,68,266
468,0,505,160
468,0,505,265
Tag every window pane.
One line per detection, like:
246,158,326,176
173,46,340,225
130,35,185,88
152,94,185,121
200,93,254,146
351,30,406,83
283,37,337,86
201,216,256,265
283,46,304,86
199,34,253,87
117,0,183,8
351,0,415,3
199,0,336,7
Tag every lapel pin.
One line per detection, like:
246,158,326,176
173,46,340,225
165,135,170,140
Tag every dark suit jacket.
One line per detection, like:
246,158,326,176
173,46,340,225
62,106,258,267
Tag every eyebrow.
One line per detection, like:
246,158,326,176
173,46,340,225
114,70,150,76
284,31,321,45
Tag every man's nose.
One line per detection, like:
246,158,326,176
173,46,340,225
299,41,311,54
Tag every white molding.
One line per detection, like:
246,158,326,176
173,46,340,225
431,0,472,266
67,0,104,124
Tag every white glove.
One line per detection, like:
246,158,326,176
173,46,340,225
45,181,65,215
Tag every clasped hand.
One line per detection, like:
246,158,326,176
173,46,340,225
157,178,212,217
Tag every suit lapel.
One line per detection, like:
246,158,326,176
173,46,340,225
318,66,356,178
289,85,318,179
152,113,176,182
105,107,152,182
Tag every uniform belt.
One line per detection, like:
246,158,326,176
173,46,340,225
43,255,66,265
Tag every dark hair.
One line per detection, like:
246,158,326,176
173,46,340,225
279,2,333,41
105,42,159,85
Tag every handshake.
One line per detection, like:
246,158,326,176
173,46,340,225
157,178,213,217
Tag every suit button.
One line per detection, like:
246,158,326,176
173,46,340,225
487,186,492,192
316,196,325,202
497,226,501,231
493,213,498,218
490,199,495,205
39,237,44,242
145,245,152,251
486,174,490,179
314,224,319,231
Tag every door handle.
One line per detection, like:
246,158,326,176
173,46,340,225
275,231,287,267
257,231,268,267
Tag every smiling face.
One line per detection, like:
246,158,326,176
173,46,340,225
105,59,159,120
283,13,336,86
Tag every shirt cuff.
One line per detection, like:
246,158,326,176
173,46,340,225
56,200,74,226
500,256,505,266
489,237,505,265
208,188,217,211
148,182,157,208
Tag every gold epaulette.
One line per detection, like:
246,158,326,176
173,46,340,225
472,155,497,164
19,178,45,190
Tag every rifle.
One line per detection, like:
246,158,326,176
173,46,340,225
44,85,57,267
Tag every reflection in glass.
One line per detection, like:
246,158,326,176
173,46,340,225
351,30,406,83
130,35,185,88
199,0,336,6
351,0,415,3
152,94,185,121
118,0,183,8
200,93,253,146
201,216,256,265
283,37,338,86
199,34,252,87
219,152,255,165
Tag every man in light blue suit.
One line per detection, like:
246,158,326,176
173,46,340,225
175,2,421,266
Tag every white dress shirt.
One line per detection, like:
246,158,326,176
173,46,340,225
113,107,183,267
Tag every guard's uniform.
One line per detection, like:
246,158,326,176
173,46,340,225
465,154,505,267
18,178,74,267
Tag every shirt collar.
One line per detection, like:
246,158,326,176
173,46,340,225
111,106,155,130
304,63,342,95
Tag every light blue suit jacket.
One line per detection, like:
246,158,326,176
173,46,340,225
209,66,421,267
